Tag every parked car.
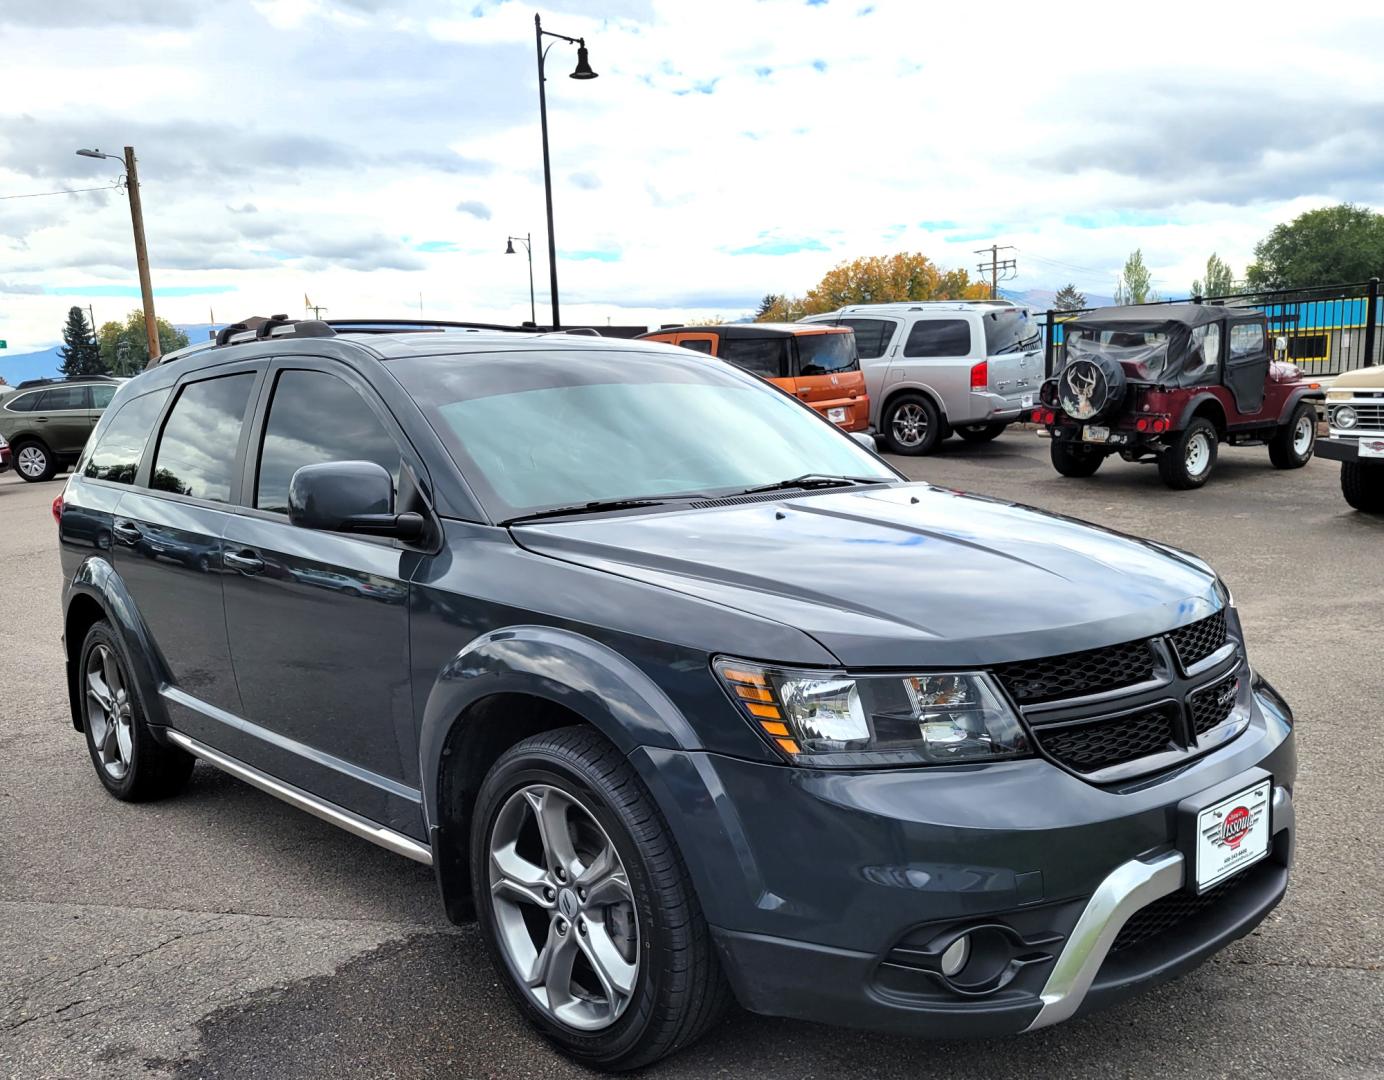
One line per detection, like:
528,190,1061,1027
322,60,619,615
0,433,10,474
58,318,1295,1071
1315,366,1384,512
0,375,123,482
798,300,1042,454
1034,304,1324,489
637,323,869,432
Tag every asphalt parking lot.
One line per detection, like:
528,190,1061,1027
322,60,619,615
2,436,1382,1080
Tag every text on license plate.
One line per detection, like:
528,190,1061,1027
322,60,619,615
1359,439,1384,459
1082,425,1109,443
828,407,848,424
1195,779,1272,890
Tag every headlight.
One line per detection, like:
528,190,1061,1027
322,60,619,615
715,659,1030,766
1334,405,1358,429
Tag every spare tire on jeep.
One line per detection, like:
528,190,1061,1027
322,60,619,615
1055,353,1127,424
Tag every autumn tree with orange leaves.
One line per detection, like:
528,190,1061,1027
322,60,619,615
757,253,989,321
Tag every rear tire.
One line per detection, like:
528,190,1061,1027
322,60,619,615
471,726,730,1071
1050,439,1105,477
956,422,1006,443
881,394,943,455
1268,401,1317,469
13,439,56,483
1159,418,1218,490
79,620,195,801
1341,461,1384,513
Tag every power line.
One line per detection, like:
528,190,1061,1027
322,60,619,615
974,244,1017,299
0,181,121,201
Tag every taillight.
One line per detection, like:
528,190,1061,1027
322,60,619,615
52,495,64,526
970,360,987,390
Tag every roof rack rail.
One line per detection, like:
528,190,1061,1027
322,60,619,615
325,318,533,334
14,374,123,389
215,315,336,346
542,326,601,336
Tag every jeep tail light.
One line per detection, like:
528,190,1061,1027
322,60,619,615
970,361,987,391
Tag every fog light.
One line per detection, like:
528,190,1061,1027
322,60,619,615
940,934,970,977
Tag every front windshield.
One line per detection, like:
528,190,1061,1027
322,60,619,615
1065,329,1170,381
796,332,858,375
394,349,895,520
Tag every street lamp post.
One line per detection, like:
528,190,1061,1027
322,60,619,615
534,13,597,330
77,146,160,367
505,234,537,325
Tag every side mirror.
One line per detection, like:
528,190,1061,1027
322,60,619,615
850,431,879,452
288,461,425,543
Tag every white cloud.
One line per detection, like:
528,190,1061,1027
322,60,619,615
0,0,1382,352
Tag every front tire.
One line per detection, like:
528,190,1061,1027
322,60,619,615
1159,418,1218,489
471,727,729,1071
13,439,56,482
79,620,195,801
881,393,943,455
1050,439,1105,477
1268,401,1317,469
956,422,1006,443
1341,461,1384,513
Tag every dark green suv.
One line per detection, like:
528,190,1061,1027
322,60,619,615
0,376,121,482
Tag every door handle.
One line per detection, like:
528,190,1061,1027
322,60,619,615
112,521,142,545
223,550,265,575
35,416,49,423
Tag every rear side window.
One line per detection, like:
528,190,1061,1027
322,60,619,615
255,369,401,515
37,385,90,411
150,373,256,502
83,389,170,485
796,333,859,375
678,338,714,355
4,391,42,413
90,384,116,409
904,319,972,358
840,319,896,360
720,337,791,379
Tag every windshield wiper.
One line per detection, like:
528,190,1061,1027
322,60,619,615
502,498,669,526
729,473,888,497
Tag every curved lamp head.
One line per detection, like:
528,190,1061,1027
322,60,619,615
505,238,516,255
570,44,598,80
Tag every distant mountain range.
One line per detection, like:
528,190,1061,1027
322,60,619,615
1000,288,1116,311
0,324,223,385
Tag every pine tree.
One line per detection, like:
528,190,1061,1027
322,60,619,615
58,307,106,376
1053,283,1087,311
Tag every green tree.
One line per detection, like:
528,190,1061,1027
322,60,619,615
58,306,106,376
1191,253,1236,299
1245,203,1384,290
1053,283,1087,311
755,293,783,319
1113,249,1157,305
98,310,190,375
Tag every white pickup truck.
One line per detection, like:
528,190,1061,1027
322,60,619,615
1316,367,1384,512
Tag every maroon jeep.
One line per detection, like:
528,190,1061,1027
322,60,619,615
1034,304,1324,489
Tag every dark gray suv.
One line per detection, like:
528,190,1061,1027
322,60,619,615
56,319,1296,1071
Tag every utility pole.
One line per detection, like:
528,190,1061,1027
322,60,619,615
974,244,1017,299
124,147,160,368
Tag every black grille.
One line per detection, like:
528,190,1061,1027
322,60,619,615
1111,873,1246,953
1168,611,1227,670
1033,704,1178,773
993,639,1156,705
1190,672,1239,735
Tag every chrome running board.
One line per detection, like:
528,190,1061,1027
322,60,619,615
165,730,434,866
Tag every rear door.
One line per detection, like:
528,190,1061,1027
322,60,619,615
32,384,93,457
1225,319,1269,415
87,382,117,437
980,308,1041,408
113,364,264,723
719,335,794,394
219,360,420,831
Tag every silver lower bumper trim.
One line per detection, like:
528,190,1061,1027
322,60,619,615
1025,784,1293,1031
165,729,434,866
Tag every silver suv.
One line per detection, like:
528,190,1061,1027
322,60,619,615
801,301,1042,454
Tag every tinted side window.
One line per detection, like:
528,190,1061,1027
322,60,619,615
840,319,896,360
37,386,91,411
255,369,401,515
83,389,171,485
3,391,41,413
1229,323,1265,358
151,374,256,502
679,338,714,355
90,384,116,409
720,337,791,379
903,319,972,358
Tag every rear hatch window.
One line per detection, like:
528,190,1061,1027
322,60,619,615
983,309,1040,355
796,333,859,375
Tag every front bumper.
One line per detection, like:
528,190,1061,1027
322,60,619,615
1316,435,1384,463
632,679,1295,1039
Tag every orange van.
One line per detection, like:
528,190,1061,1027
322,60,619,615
638,323,871,432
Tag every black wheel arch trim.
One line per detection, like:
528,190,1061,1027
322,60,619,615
1175,393,1227,434
1274,387,1325,426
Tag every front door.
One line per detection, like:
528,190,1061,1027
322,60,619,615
1224,319,1270,415
220,362,421,834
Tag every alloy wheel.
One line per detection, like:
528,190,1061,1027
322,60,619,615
891,403,928,448
1292,413,1314,456
86,644,134,781
16,445,47,478
488,783,639,1032
1185,431,1212,477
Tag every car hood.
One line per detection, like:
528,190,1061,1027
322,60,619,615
512,483,1222,668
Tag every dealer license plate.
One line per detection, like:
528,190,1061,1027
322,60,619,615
1359,438,1384,458
1193,779,1272,890
827,407,848,424
1022,393,1034,408
1082,425,1109,443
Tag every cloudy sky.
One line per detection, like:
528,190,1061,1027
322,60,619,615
2,0,1383,352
